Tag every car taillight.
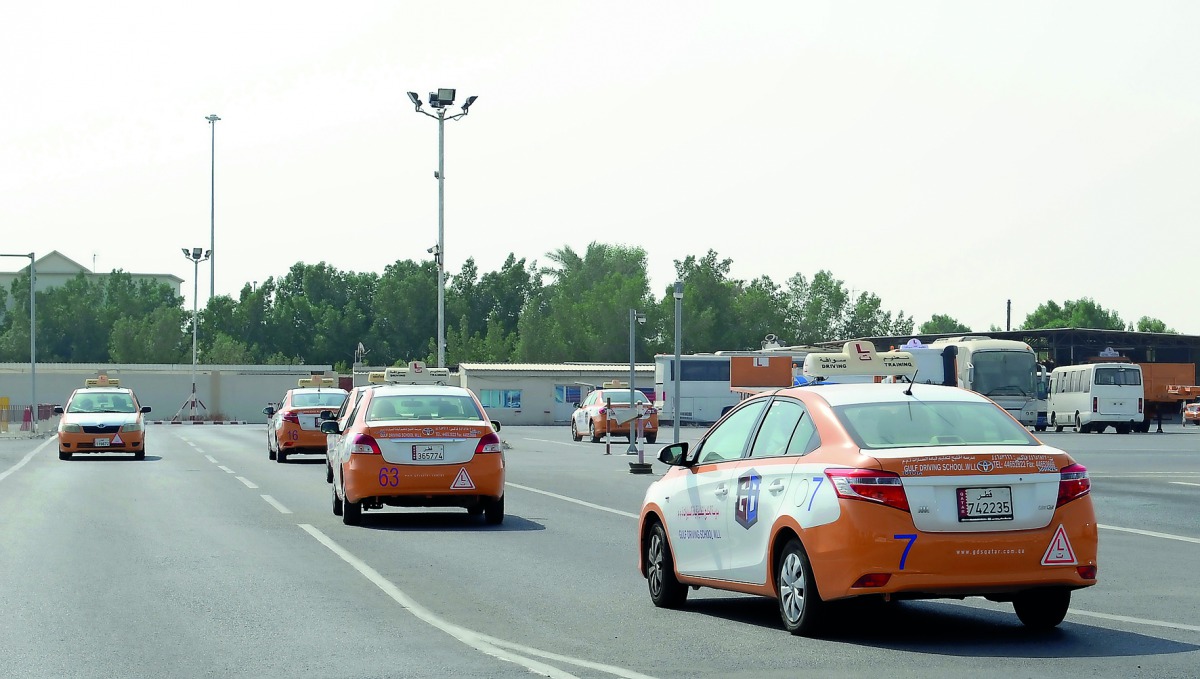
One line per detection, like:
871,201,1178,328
475,431,502,454
351,433,381,455
282,411,300,424
826,468,910,512
1077,565,1097,580
1137,398,1143,414
1057,463,1090,507
1092,397,1098,413
851,573,892,588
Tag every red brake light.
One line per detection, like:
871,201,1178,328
1057,463,1090,507
282,411,300,424
475,431,502,454
1137,398,1143,414
1077,565,1097,580
351,433,381,455
851,573,892,588
1092,397,1098,413
826,468,910,512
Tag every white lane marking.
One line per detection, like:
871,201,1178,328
1068,609,1200,633
0,437,55,483
1099,524,1200,544
526,438,584,447
260,495,292,514
506,482,638,519
298,524,580,679
205,455,218,464
1170,482,1200,487
217,465,235,474
236,476,258,489
187,441,197,448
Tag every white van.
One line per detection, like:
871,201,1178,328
1048,362,1144,434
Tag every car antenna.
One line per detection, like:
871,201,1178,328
904,370,918,396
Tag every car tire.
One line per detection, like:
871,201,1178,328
589,422,601,443
134,449,145,460
571,420,583,442
484,496,505,525
268,437,276,461
342,495,362,526
1013,588,1071,629
325,463,333,483
1072,414,1083,433
646,522,688,608
277,449,287,463
776,537,826,636
467,504,484,516
645,433,657,444
59,449,71,461
332,483,343,516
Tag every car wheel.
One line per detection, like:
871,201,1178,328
467,504,484,516
332,483,343,516
277,449,287,463
777,537,825,636
589,421,601,443
325,462,333,483
571,420,583,442
59,449,71,461
1072,414,1083,433
134,449,145,461
342,495,362,526
484,495,505,525
645,433,657,444
646,522,688,608
268,437,276,460
1013,588,1071,629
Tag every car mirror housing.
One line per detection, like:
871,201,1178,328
658,442,689,466
263,406,275,416
320,420,341,435
491,420,502,432
319,409,333,420
141,406,152,414
53,405,64,415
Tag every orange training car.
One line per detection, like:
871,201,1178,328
54,377,151,460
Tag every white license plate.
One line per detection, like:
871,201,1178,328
957,486,1013,522
411,444,444,461
94,437,111,447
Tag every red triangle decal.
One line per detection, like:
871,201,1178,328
1041,524,1078,565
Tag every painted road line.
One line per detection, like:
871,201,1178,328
527,438,585,447
1069,609,1200,633
260,495,292,514
236,476,258,489
506,482,639,519
1169,482,1200,487
217,465,235,474
205,455,218,464
299,524,581,679
1099,524,1200,545
0,438,55,484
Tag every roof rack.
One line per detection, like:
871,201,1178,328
802,341,917,380
378,361,451,385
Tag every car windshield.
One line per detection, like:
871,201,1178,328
835,400,1039,449
365,395,484,421
293,392,348,408
68,393,136,414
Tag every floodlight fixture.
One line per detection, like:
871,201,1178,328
437,88,456,103
407,91,422,106
461,95,478,113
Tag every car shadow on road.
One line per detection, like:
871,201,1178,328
684,595,1199,658
275,456,325,465
61,455,162,462
355,511,545,533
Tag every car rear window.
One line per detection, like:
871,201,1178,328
834,401,1039,449
365,395,484,421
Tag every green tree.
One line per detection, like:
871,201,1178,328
1023,298,1124,330
108,306,188,363
1135,316,1175,334
919,314,973,334
204,332,256,364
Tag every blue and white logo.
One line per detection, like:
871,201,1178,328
736,470,762,529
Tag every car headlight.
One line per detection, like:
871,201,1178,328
121,422,143,432
60,423,82,433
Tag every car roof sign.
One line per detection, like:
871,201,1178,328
802,341,917,380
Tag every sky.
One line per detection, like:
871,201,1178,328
2,1,1199,337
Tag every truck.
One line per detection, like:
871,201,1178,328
1118,361,1198,433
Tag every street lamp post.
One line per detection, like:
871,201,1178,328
205,114,221,302
406,89,478,368
1,252,35,431
182,247,211,421
673,281,683,444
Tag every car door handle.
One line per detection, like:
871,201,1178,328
768,480,786,494
715,484,729,497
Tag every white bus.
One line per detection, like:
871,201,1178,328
1047,362,1144,434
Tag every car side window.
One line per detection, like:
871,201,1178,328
694,400,767,464
346,398,365,427
786,406,820,456
749,399,805,458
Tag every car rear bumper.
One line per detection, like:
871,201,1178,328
343,454,504,504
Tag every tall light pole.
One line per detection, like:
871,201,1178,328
206,114,221,302
182,247,210,421
407,89,478,368
673,281,683,444
1,252,35,431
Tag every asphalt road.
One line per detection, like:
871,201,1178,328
1,423,1197,679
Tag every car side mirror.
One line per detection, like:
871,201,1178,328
320,420,341,435
53,405,64,415
658,442,689,466
319,409,333,420
263,406,276,416
141,406,152,414
573,402,580,408
489,420,502,433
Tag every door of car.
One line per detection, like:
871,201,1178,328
725,397,821,584
668,399,768,579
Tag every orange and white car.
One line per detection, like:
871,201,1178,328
324,367,504,526
53,377,151,460
637,341,1097,635
264,377,348,463
1183,402,1200,426
571,384,658,444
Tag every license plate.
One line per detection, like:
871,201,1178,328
957,486,1013,522
412,444,444,461
94,437,110,447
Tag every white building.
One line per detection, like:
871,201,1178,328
0,250,183,320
